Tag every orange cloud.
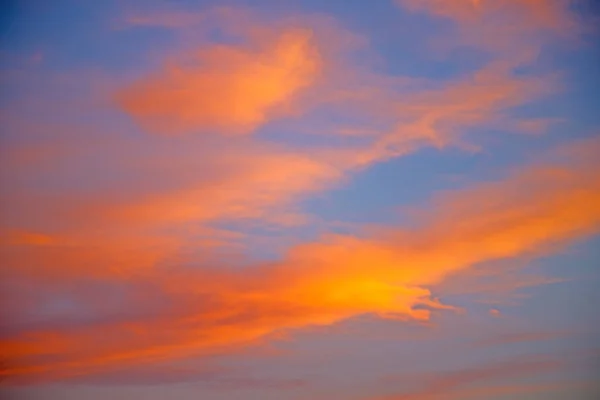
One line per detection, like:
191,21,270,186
2,143,599,382
104,148,340,225
116,28,322,135
0,128,346,279
0,231,55,246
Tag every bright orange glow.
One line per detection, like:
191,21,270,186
2,146,599,381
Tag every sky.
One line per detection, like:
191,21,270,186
1,0,600,399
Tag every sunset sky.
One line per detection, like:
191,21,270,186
1,0,600,399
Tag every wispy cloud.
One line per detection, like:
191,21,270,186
2,140,599,382
1,1,597,394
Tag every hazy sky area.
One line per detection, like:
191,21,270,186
1,0,600,399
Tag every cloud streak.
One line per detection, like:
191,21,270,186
2,141,599,382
